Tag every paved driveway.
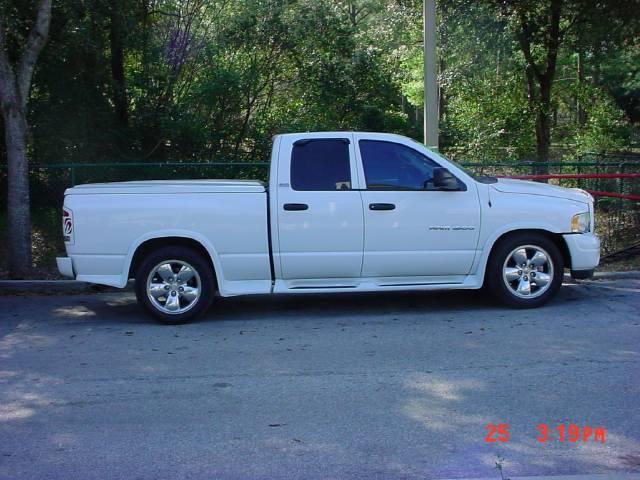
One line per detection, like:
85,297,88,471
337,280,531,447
0,279,639,479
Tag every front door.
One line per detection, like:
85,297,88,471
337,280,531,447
355,136,481,279
276,135,364,282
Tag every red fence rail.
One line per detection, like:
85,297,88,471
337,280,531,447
500,173,640,180
497,173,640,202
494,170,640,253
585,191,640,202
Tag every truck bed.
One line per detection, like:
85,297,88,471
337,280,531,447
63,180,271,293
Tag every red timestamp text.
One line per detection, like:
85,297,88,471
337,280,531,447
485,423,606,443
536,424,605,443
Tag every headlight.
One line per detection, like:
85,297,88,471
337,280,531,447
571,212,590,233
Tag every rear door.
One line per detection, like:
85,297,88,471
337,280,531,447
275,134,364,282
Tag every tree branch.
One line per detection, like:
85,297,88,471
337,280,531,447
517,10,542,83
542,0,562,84
559,11,579,38
148,9,181,19
16,0,52,109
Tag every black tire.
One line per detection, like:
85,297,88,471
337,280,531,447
134,246,215,324
485,232,564,308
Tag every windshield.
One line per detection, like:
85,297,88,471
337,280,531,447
411,139,498,184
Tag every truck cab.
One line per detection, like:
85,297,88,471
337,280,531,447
271,132,481,290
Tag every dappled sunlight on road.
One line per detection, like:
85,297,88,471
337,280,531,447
0,326,55,359
52,305,97,318
0,387,55,422
400,375,492,437
399,368,640,475
402,399,490,433
104,294,138,308
612,349,640,357
481,429,640,472
405,375,486,401
575,432,640,469
0,402,36,422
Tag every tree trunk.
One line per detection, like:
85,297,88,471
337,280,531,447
0,0,52,277
514,0,562,178
439,57,446,124
534,79,552,175
3,104,31,277
534,109,551,173
576,48,586,126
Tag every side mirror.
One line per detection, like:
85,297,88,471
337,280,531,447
432,167,462,191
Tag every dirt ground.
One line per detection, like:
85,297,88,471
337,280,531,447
598,244,640,271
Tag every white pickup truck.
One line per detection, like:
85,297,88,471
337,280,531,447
57,132,600,323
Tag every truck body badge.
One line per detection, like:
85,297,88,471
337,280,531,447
429,226,476,231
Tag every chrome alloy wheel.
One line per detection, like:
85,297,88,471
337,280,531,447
146,260,202,315
502,245,554,299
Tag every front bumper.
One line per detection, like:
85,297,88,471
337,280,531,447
562,233,600,271
56,257,75,278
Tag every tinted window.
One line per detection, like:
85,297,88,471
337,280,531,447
291,139,351,191
359,140,440,190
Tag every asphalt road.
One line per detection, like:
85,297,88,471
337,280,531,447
1,279,639,480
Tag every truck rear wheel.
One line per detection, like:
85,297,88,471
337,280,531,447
486,233,564,308
134,246,215,324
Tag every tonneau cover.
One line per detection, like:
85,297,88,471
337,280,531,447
65,179,266,195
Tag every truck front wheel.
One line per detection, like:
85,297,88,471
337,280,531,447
486,233,564,308
134,246,215,324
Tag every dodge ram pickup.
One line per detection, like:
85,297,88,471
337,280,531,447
57,132,600,323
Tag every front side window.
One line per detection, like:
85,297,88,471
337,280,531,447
290,139,351,191
359,140,440,190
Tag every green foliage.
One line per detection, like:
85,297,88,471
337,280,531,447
1,0,638,173
444,73,535,162
396,0,638,163
574,86,632,155
0,0,422,169
597,41,640,123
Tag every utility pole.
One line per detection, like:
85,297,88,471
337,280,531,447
423,0,438,149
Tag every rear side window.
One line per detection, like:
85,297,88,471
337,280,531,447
290,139,351,191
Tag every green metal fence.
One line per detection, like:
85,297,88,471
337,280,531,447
19,159,640,208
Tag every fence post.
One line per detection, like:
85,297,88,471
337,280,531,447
577,163,582,189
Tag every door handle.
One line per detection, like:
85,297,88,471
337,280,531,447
283,203,309,211
369,203,396,211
